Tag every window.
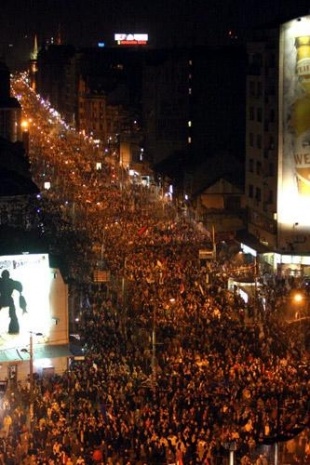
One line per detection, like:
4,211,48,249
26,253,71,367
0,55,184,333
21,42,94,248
269,162,274,176
256,134,262,149
269,135,275,149
256,82,262,97
255,187,261,202
269,53,276,67
249,133,254,147
249,184,254,198
256,161,262,175
249,81,255,97
256,107,262,122
249,158,254,172
249,107,254,120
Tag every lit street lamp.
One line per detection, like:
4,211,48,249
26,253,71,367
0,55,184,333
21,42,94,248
290,290,308,320
21,119,30,156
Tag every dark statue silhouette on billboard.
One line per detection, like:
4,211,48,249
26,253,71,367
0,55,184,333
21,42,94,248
0,270,27,334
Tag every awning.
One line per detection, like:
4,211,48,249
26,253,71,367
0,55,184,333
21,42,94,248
236,230,272,254
0,344,73,363
33,344,73,359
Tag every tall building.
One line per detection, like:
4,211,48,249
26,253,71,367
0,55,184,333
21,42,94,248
28,35,39,92
77,64,127,141
36,44,76,117
142,49,191,167
143,46,246,168
0,60,22,142
243,15,310,277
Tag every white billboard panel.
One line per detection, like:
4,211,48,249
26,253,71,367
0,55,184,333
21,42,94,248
0,254,68,353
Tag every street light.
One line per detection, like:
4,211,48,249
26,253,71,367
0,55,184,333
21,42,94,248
151,304,156,390
21,119,30,156
290,290,307,320
223,440,238,465
29,331,43,395
21,331,43,430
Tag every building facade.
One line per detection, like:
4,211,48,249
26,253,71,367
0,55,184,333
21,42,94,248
0,61,22,143
143,46,246,168
244,16,310,277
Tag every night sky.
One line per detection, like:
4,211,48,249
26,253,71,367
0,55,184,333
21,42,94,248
1,0,310,67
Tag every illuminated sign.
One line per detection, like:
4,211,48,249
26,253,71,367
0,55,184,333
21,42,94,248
0,253,68,353
278,16,310,250
199,249,215,260
114,33,148,45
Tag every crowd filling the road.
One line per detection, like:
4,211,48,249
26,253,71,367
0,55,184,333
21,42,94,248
0,75,308,465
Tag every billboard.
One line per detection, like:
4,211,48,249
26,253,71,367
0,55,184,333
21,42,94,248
279,16,310,249
114,33,148,45
0,253,68,354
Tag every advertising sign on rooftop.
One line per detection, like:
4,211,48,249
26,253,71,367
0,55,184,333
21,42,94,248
114,33,148,45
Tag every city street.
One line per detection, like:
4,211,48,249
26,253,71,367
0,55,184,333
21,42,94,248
5,73,310,465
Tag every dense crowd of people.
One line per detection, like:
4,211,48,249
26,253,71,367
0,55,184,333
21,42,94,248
0,74,307,465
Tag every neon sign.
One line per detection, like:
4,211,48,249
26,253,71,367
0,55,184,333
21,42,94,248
114,33,148,45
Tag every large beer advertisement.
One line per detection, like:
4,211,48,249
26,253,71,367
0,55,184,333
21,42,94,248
279,16,310,248
0,253,68,353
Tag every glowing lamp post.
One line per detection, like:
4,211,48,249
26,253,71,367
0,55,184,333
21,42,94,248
292,291,305,319
21,119,30,156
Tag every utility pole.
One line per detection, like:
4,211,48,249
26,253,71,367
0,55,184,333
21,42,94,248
27,331,34,431
27,331,42,431
151,305,156,390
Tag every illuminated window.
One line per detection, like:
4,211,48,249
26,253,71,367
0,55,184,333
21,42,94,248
188,121,192,127
188,136,192,144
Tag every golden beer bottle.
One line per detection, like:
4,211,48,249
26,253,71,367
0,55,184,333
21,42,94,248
295,36,310,92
